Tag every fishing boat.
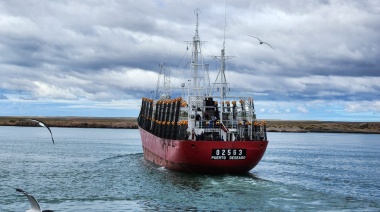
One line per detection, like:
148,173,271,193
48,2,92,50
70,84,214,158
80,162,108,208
138,9,268,174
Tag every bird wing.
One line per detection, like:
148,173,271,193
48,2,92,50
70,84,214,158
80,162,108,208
43,124,55,145
29,119,55,145
26,194,42,212
248,35,262,42
16,188,42,212
263,42,275,50
30,119,46,127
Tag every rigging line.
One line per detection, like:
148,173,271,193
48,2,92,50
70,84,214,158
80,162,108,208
175,60,190,73
173,48,189,86
213,70,222,85
175,48,189,68
183,61,190,69
174,60,191,88
202,44,217,58
213,60,230,86
168,41,172,68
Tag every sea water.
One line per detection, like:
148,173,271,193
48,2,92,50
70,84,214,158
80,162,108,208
0,127,379,211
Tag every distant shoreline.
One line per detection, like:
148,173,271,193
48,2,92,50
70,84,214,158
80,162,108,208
1,116,379,134
0,116,138,129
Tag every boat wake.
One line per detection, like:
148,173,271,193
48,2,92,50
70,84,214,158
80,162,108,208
98,153,143,163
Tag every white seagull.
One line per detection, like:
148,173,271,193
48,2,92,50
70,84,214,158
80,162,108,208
26,119,55,145
248,35,274,50
16,188,54,212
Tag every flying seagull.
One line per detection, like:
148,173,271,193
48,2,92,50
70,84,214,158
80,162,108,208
26,119,55,145
15,188,54,212
248,35,274,50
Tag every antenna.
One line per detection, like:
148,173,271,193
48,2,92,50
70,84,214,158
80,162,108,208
194,8,201,39
223,0,228,49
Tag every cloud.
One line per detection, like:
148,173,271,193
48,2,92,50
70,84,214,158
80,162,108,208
345,101,380,113
0,0,379,120
0,93,7,99
297,105,309,113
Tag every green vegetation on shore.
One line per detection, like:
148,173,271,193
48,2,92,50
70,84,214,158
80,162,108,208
1,117,379,134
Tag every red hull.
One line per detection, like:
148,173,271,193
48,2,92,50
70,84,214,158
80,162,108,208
139,127,268,174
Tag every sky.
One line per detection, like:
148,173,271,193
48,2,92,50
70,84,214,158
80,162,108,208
0,0,379,121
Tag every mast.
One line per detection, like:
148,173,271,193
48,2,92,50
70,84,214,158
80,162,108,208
213,42,233,123
193,9,200,96
219,48,228,117
185,9,211,131
214,1,233,122
186,9,210,96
